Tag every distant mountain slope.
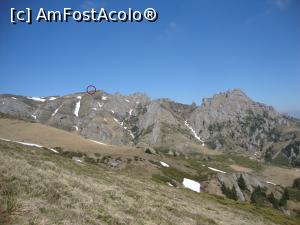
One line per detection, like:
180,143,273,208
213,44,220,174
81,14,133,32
1,88,300,167
286,110,300,119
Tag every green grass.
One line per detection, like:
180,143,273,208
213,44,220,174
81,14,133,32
151,174,173,184
203,193,300,225
273,153,289,167
202,193,300,225
212,153,264,172
287,187,300,202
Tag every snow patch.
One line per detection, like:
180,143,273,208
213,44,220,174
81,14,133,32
73,158,82,163
31,115,37,120
89,139,108,146
48,148,59,153
52,104,63,117
128,131,135,139
98,102,104,108
0,138,59,153
114,118,123,126
129,109,133,116
74,100,81,117
167,182,174,187
125,99,130,103
266,181,277,186
92,108,97,111
27,97,46,102
73,126,79,131
208,167,226,174
185,121,205,143
160,161,170,168
102,96,108,100
114,118,135,139
48,97,57,101
182,178,201,193
77,96,82,99
11,97,17,100
111,110,115,114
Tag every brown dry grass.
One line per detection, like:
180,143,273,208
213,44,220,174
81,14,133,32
230,164,253,173
261,166,300,187
0,118,143,156
0,118,299,225
1,140,292,225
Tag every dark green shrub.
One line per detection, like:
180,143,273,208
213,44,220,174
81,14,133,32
61,151,84,159
237,175,247,191
53,146,63,152
221,184,238,201
85,157,97,164
287,187,300,202
279,188,289,207
94,153,101,157
268,192,279,209
293,178,300,190
251,186,267,205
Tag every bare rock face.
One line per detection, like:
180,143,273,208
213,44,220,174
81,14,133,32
216,173,265,202
187,89,287,152
1,89,299,166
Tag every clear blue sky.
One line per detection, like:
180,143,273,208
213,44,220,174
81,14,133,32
0,0,299,112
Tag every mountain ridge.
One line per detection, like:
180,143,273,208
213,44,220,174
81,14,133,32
1,88,299,167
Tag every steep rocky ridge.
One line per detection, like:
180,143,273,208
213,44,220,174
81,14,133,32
1,89,299,166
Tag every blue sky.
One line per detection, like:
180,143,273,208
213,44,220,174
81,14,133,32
0,0,299,112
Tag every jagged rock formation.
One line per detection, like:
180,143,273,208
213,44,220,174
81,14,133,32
1,89,299,166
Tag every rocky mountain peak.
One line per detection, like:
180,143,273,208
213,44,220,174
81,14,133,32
201,88,251,108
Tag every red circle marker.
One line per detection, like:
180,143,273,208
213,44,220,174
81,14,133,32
86,85,97,95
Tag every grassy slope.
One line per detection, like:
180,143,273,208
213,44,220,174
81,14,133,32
1,141,299,225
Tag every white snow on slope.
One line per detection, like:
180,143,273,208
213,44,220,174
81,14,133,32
129,109,133,116
182,178,201,193
48,97,57,101
98,102,104,108
31,115,37,120
0,138,59,153
74,100,81,117
266,181,277,186
73,158,82,163
52,104,63,117
208,167,227,174
160,161,170,168
72,126,79,131
89,139,108,146
128,131,135,139
114,118,135,139
102,96,108,100
11,97,17,100
77,96,82,99
111,110,115,114
27,97,46,102
184,121,205,143
125,99,130,103
167,182,174,187
114,118,122,127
